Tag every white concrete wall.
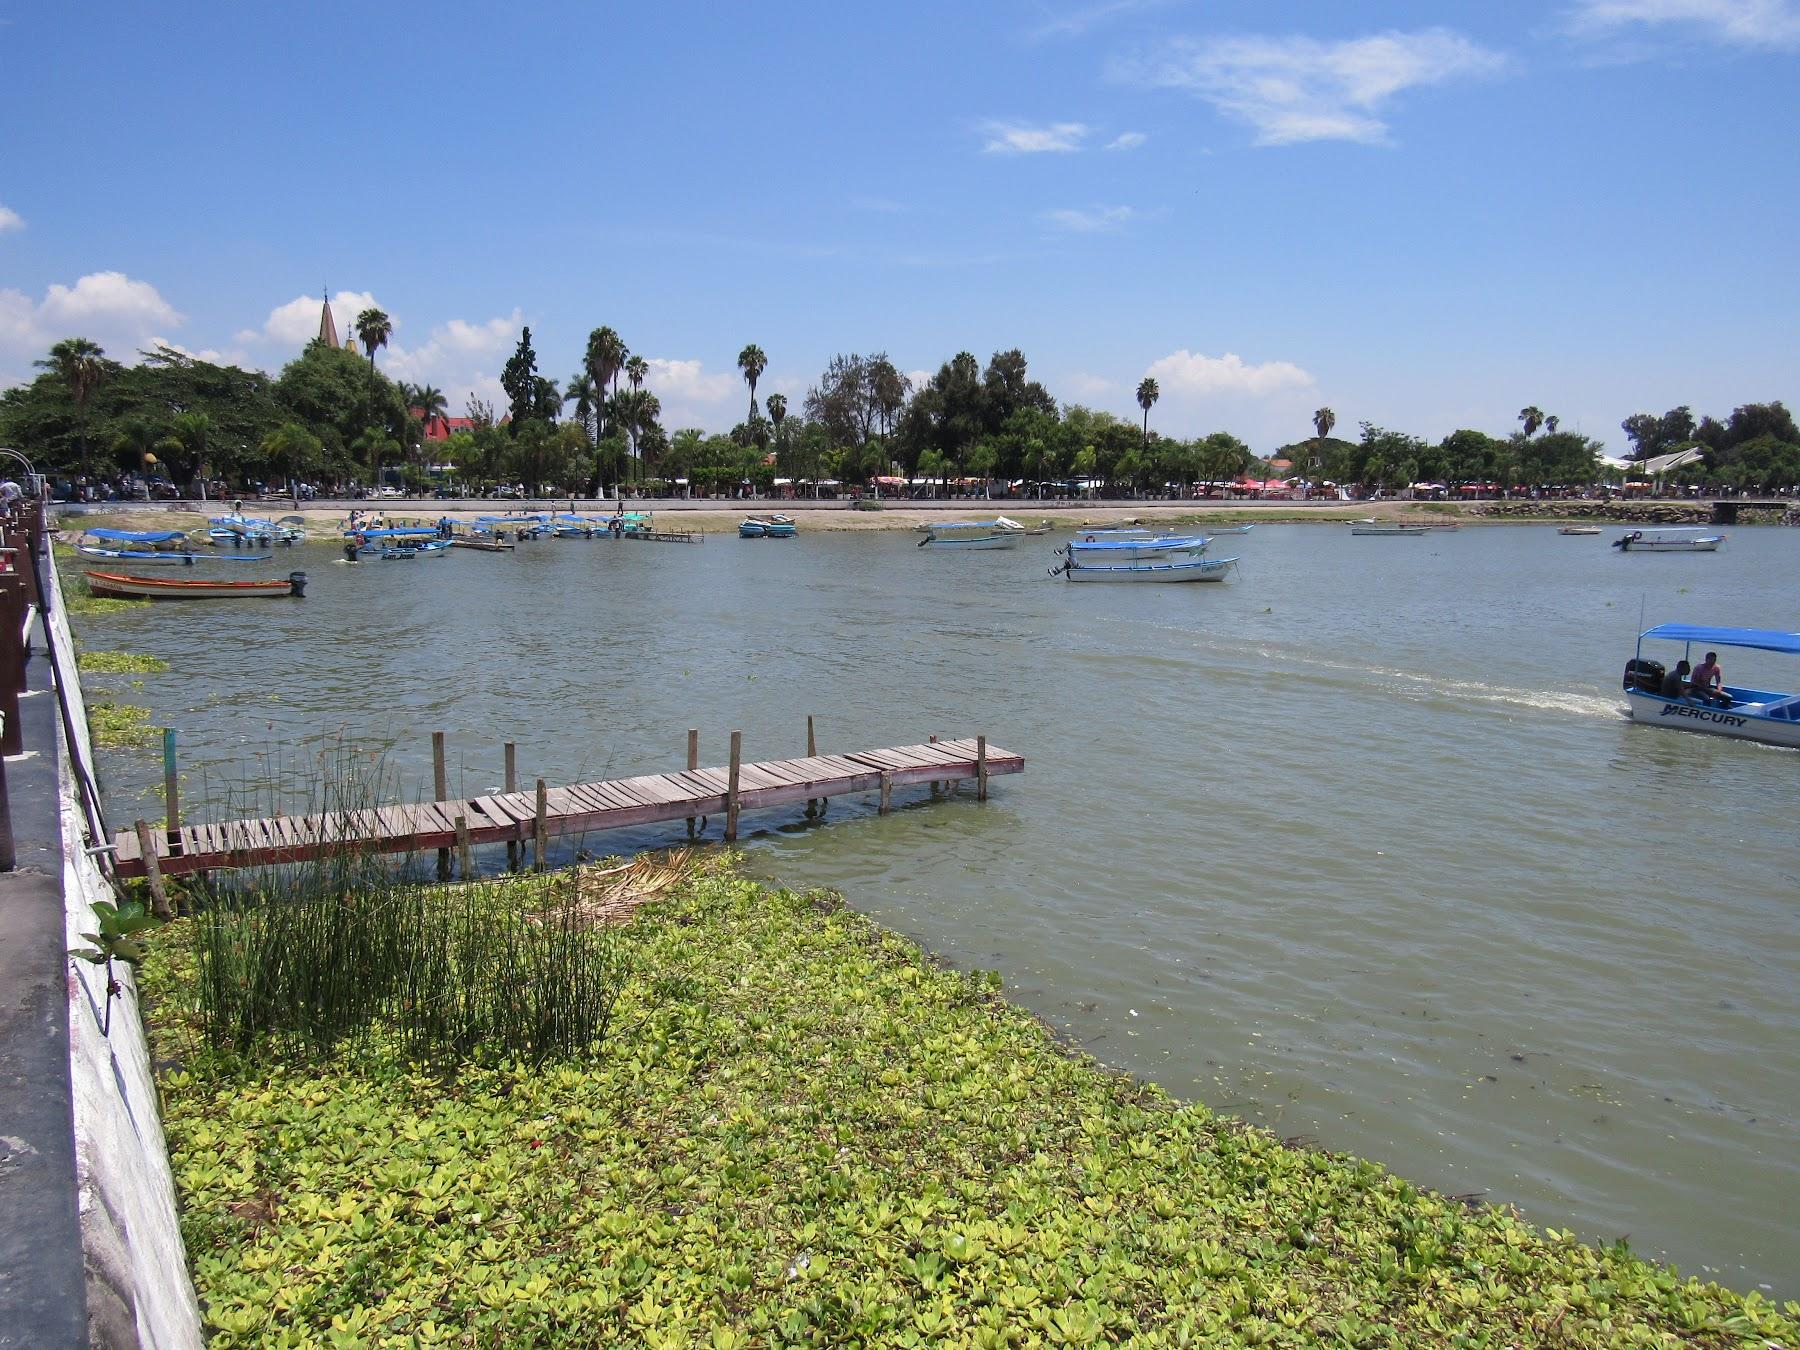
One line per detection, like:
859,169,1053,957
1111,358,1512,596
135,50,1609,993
48,552,204,1348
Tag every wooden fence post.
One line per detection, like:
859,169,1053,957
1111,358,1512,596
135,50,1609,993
534,779,548,871
928,733,940,796
686,728,699,838
455,814,472,880
977,735,988,802
879,770,892,816
134,819,173,920
163,728,180,849
504,741,518,871
725,730,742,842
806,715,818,816
433,731,450,882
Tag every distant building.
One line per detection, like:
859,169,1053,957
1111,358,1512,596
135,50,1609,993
317,291,340,349
414,413,482,442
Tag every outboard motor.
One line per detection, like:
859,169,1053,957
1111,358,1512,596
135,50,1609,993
1623,657,1664,692
289,571,308,598
1611,531,1639,550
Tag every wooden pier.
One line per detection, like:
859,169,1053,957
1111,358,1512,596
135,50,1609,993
110,735,1020,881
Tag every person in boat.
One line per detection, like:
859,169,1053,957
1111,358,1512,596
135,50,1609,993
1659,659,1691,699
1689,651,1729,706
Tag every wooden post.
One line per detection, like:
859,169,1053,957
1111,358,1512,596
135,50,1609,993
455,814,472,880
806,715,818,816
879,770,892,816
0,580,20,754
162,728,180,849
928,733,940,796
433,731,450,881
977,735,988,802
686,728,699,838
534,778,548,871
724,730,742,842
0,751,15,872
504,741,518,871
134,819,173,920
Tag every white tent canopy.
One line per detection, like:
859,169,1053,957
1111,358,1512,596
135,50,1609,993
1638,447,1706,476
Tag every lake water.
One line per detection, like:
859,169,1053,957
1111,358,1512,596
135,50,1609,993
75,521,1799,1294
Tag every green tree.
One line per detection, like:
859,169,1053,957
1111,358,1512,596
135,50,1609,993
916,447,948,498
966,442,997,498
36,337,109,470
501,327,545,432
1518,406,1545,438
260,423,322,493
354,308,392,368
112,416,165,476
563,373,598,446
274,342,408,474
1310,406,1336,480
625,354,648,392
168,412,213,483
1135,377,1160,449
738,343,767,422
351,426,401,487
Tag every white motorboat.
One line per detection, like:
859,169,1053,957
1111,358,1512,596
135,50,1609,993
1064,534,1210,563
1558,525,1602,535
1056,555,1237,583
1622,624,1800,748
1613,527,1724,552
916,517,1025,550
1349,520,1428,536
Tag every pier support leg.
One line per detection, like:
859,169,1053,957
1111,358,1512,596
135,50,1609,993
879,770,892,816
977,735,988,802
928,734,940,797
433,731,450,882
810,712,824,820
725,730,742,843
504,742,518,871
686,728,699,839
534,779,548,872
134,819,173,921
163,728,181,851
455,815,471,880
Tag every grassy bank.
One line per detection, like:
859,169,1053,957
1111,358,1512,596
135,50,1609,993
138,858,1796,1347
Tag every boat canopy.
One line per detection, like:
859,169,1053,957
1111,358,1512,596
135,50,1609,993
1640,624,1800,655
82,527,186,543
345,527,439,539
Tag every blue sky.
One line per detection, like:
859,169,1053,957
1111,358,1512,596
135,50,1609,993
3,0,1796,452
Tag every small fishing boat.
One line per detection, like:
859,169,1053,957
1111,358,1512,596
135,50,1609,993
1558,525,1602,536
1198,523,1256,536
1349,520,1428,537
72,526,273,565
1613,527,1724,552
85,569,306,600
450,534,513,552
342,526,442,559
1622,624,1800,748
1023,520,1055,536
607,511,654,537
1054,555,1237,583
740,513,796,538
1064,534,1210,562
738,518,767,538
551,513,611,538
474,513,551,540
916,517,1026,550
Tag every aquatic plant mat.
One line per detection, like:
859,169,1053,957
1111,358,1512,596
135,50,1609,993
142,859,1797,1347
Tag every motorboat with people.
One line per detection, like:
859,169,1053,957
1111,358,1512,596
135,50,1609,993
1613,526,1724,552
916,517,1026,550
1052,554,1237,583
1621,623,1800,748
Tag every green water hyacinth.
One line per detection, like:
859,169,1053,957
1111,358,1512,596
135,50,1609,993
141,860,1800,1348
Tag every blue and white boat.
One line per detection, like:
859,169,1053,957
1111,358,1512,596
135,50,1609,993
342,526,442,558
1064,533,1210,563
1055,555,1238,583
916,517,1025,550
739,518,767,538
1623,624,1800,748
551,513,611,538
740,514,797,538
207,514,303,547
73,526,271,564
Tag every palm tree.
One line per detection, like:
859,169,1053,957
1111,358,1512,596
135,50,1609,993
113,417,165,476
354,308,392,368
737,343,767,422
37,337,107,470
169,412,212,485
413,383,447,432
625,354,648,392
261,423,322,498
1545,415,1560,435
1310,406,1336,483
1519,406,1545,438
584,327,627,438
1135,377,1159,449
563,373,598,446
351,426,401,490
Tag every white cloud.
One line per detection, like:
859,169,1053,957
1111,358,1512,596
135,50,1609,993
906,369,932,390
246,290,383,347
642,358,737,404
979,119,1090,153
0,271,183,384
1042,204,1135,232
149,337,252,368
1145,349,1315,397
0,204,22,233
1565,0,1800,47
1029,0,1168,41
1118,28,1506,145
1104,131,1148,150
1067,372,1116,397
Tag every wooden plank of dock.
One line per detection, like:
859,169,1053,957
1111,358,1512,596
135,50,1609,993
110,737,1022,878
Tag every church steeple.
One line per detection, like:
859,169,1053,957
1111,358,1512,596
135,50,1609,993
318,287,340,349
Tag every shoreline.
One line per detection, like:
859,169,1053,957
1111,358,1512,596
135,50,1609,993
50,496,1762,538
